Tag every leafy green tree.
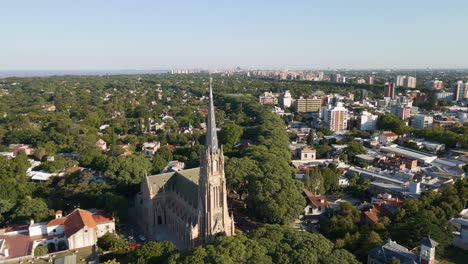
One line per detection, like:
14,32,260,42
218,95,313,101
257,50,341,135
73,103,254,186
376,113,410,134
97,232,129,253
13,197,54,222
151,147,173,173
218,123,243,152
34,245,49,256
225,157,261,201
104,155,152,187
128,241,178,264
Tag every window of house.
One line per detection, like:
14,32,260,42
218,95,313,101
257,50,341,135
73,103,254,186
308,207,313,213
53,229,56,233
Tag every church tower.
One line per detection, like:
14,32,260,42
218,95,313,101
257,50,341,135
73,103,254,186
197,77,235,244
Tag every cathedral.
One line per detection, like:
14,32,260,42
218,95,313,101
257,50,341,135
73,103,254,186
135,78,235,249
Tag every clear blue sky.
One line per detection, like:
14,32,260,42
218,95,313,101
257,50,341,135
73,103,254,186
1,0,467,70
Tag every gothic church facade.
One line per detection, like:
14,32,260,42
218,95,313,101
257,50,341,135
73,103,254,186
135,78,234,249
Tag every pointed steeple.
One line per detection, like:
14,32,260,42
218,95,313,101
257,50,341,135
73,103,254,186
206,77,218,153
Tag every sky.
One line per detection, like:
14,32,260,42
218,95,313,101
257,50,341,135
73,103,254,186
1,0,467,70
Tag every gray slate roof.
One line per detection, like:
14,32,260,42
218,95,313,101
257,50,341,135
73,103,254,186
368,239,419,264
146,167,200,209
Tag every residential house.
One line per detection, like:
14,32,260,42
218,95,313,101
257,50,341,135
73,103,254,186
9,144,34,156
378,132,399,145
142,141,161,157
449,208,468,250
367,237,437,264
302,190,329,223
0,209,114,261
96,139,107,151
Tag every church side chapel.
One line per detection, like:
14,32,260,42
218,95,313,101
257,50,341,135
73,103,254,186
135,78,235,249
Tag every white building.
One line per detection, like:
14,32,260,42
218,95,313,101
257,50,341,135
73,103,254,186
396,75,417,88
0,209,115,260
413,114,433,129
142,141,161,157
322,102,348,132
360,111,378,131
280,90,292,108
453,81,466,102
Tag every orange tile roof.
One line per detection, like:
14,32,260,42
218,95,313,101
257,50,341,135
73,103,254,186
46,217,66,227
383,132,398,137
3,233,30,258
92,212,114,223
303,190,328,208
64,209,97,237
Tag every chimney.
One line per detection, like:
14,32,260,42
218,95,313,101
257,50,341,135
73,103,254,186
55,210,63,219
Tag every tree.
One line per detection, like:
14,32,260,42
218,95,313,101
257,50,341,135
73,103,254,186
322,249,360,264
104,155,152,187
304,168,325,195
218,123,243,152
151,147,173,173
103,259,120,264
13,197,54,223
376,113,410,135
224,157,261,201
247,174,305,224
34,245,48,256
97,232,128,253
128,241,178,264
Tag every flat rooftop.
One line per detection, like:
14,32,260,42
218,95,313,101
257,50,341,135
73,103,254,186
380,146,437,163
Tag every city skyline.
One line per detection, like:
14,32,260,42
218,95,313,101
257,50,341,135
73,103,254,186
2,0,468,70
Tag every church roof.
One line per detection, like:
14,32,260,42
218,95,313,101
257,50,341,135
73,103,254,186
146,168,200,209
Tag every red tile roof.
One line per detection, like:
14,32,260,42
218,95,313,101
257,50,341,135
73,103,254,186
383,132,398,137
46,217,66,227
303,190,328,208
64,209,97,237
92,212,114,224
3,233,30,258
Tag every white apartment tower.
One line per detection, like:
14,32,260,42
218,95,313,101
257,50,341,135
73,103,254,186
360,111,378,131
323,102,348,132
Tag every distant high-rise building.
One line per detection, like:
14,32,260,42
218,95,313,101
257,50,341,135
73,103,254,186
318,72,324,81
323,102,348,132
406,76,417,88
279,90,292,108
369,74,376,85
360,111,378,131
384,82,395,99
295,96,323,113
259,91,278,105
396,76,405,87
432,80,444,90
396,76,417,88
453,81,465,101
413,114,433,129
464,83,468,99
330,73,342,83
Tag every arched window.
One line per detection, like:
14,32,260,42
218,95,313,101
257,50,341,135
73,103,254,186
213,160,218,172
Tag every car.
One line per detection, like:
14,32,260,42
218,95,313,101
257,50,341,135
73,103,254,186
127,236,134,241
138,235,146,241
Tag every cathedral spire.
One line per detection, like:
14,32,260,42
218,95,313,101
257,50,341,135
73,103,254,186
206,77,218,153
